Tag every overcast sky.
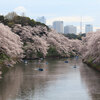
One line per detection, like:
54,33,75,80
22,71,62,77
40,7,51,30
0,0,100,32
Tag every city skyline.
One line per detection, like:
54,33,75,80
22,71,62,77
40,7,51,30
36,16,95,33
49,20,94,34
0,0,100,32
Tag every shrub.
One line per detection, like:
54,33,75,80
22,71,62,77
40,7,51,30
47,47,60,57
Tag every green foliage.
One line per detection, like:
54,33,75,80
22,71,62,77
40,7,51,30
28,19,36,27
69,52,74,57
0,12,49,30
37,51,44,58
87,57,94,63
28,51,35,58
85,57,100,71
5,12,18,20
7,22,15,27
0,53,9,60
1,66,9,77
47,47,60,57
64,33,86,40
23,42,27,46
0,53,10,64
12,16,33,26
0,53,11,76
3,19,9,25
0,16,4,23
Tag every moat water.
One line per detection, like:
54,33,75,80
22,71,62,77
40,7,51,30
0,58,100,100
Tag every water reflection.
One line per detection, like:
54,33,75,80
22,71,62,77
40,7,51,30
0,58,100,100
0,64,24,100
80,63,100,100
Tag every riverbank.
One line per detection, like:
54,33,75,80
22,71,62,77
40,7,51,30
82,58,100,71
85,62,100,72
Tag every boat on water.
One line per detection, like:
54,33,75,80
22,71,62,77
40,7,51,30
38,68,44,71
73,65,77,68
65,61,68,63
24,60,28,64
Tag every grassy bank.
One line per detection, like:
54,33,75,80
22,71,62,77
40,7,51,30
83,58,100,71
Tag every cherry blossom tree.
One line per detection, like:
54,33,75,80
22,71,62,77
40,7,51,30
12,24,79,58
0,23,23,65
80,31,100,64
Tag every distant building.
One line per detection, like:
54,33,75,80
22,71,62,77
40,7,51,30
85,24,93,33
36,16,46,24
64,25,77,34
53,21,64,33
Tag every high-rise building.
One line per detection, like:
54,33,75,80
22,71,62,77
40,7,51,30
53,21,64,33
85,24,93,33
64,25,77,34
36,16,46,24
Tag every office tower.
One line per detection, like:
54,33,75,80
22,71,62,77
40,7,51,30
53,21,64,33
36,16,46,24
64,25,77,34
85,24,93,33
